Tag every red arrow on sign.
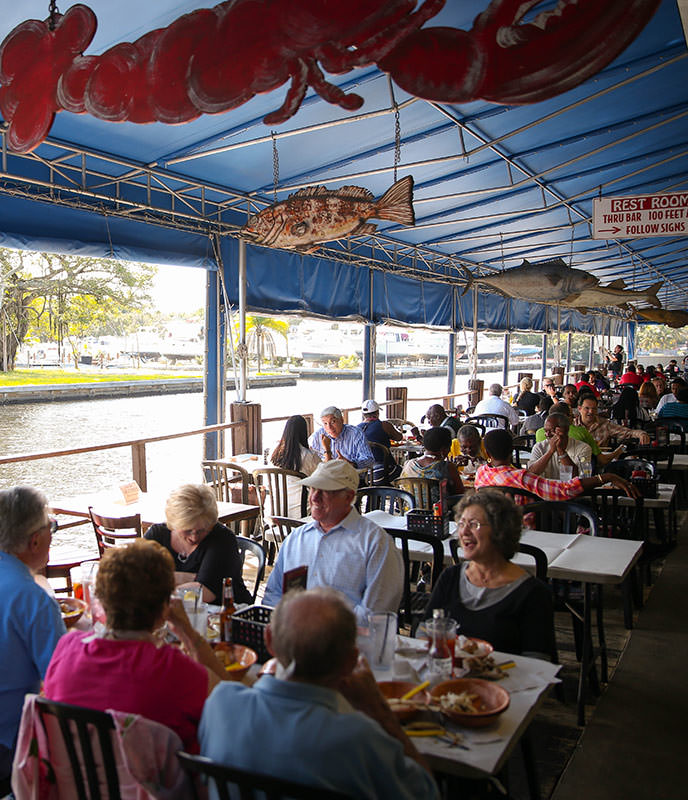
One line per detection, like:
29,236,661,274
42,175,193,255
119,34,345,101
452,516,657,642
597,227,622,235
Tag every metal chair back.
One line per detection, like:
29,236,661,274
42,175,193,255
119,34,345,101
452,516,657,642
88,507,142,555
177,752,351,800
235,536,266,603
355,487,415,515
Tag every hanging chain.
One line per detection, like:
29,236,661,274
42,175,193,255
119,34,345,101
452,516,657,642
388,77,401,183
48,1,59,30
271,131,279,202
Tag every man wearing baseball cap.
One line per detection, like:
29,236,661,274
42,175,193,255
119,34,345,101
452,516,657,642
358,400,404,482
262,460,403,625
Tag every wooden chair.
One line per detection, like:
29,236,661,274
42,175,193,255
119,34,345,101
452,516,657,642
384,528,446,632
355,487,415,515
252,467,307,561
236,536,266,603
202,460,253,504
393,477,439,510
270,516,304,545
177,752,351,800
45,519,99,594
88,507,142,555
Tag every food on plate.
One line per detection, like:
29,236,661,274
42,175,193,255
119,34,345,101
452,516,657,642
437,690,483,714
57,597,87,628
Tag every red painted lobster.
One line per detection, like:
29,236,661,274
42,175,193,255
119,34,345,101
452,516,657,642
0,0,661,154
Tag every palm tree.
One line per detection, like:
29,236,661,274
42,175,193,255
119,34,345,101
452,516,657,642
236,316,289,371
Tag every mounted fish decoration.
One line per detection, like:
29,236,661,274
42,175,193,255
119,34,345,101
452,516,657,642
635,307,688,328
560,279,663,311
241,176,415,251
473,258,598,304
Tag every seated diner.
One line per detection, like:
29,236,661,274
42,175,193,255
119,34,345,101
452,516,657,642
400,426,463,500
145,483,252,604
424,490,554,659
43,539,228,752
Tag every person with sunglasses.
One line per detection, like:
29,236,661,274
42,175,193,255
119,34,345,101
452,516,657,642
0,486,66,791
423,490,554,660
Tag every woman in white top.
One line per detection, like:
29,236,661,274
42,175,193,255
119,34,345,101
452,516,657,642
271,415,320,517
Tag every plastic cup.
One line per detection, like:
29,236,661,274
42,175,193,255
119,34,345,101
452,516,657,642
188,601,208,637
80,560,99,609
368,612,397,670
559,465,574,482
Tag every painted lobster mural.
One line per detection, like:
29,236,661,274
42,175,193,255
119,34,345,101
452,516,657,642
0,0,661,154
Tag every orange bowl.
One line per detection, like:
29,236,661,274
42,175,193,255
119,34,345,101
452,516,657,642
57,597,87,629
378,681,431,722
211,643,258,681
454,637,494,669
430,678,509,728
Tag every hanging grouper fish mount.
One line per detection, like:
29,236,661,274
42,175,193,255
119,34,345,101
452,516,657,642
240,175,415,252
0,0,661,154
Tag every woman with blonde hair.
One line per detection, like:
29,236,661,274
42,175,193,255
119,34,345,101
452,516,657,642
145,483,251,604
514,376,539,415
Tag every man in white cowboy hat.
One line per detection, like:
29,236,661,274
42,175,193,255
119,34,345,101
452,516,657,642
262,460,403,625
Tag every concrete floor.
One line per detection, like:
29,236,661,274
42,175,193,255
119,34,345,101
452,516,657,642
551,532,687,800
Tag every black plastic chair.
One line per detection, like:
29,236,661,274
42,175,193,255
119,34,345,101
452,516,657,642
35,697,121,800
483,484,541,504
384,527,446,632
512,433,536,449
177,752,351,800
355,486,415,515
465,413,510,430
236,536,266,603
512,445,533,468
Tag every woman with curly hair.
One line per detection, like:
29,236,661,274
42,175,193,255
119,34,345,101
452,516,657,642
424,490,554,659
43,539,228,751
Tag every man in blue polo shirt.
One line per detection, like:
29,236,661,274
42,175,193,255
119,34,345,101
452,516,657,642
0,486,65,789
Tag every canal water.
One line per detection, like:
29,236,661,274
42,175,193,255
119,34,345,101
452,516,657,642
0,367,525,548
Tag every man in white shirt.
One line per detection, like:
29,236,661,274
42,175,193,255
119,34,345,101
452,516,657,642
262,460,403,625
528,413,592,479
473,383,520,426
655,378,686,414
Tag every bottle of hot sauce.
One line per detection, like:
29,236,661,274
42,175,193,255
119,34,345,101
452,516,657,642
220,577,236,643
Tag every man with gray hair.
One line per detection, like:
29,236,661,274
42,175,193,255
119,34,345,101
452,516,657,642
0,486,65,789
528,413,592,479
473,383,520,426
200,588,439,799
263,460,402,624
308,405,374,468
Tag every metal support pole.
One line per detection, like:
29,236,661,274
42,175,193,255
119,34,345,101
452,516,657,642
566,332,572,376
447,332,456,396
541,333,548,380
588,335,595,370
238,239,248,403
363,323,376,401
204,268,222,460
502,333,510,387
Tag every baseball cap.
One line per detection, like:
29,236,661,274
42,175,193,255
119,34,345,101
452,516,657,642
300,460,359,492
361,399,379,413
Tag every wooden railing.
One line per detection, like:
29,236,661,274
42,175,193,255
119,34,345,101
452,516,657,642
0,420,246,492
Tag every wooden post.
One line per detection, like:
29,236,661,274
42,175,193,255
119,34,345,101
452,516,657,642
230,402,262,455
552,367,565,385
468,379,484,409
517,372,533,382
386,386,408,420
131,443,148,492
303,414,314,436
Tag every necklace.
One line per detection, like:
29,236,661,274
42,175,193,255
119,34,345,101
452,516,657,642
469,562,501,587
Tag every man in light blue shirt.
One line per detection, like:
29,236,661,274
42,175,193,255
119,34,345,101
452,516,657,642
0,487,66,787
309,405,375,468
263,460,403,625
200,588,439,800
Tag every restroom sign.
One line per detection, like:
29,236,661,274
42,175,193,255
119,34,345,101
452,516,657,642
593,193,688,239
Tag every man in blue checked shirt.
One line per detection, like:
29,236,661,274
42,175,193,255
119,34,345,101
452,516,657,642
308,405,375,468
263,460,403,626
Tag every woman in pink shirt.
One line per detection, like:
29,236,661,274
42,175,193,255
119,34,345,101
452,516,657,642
43,539,227,751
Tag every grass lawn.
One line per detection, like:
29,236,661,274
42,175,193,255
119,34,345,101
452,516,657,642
0,369,202,386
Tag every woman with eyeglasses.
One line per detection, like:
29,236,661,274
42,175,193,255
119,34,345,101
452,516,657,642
424,490,554,660
144,484,251,604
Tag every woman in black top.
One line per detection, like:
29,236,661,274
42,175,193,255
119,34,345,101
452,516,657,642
145,483,251,604
425,490,553,660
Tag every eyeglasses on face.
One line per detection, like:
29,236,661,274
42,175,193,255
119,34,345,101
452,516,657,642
457,518,483,533
49,518,58,534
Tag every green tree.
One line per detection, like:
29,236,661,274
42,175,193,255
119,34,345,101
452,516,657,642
0,248,155,371
235,316,289,372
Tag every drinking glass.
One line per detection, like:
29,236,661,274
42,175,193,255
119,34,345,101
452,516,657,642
367,612,397,671
80,560,99,609
559,465,574,482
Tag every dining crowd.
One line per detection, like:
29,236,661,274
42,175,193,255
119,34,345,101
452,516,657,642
1,356,676,798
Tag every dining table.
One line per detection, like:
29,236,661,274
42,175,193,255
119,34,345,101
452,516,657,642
365,509,643,726
50,489,260,532
377,635,561,785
